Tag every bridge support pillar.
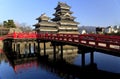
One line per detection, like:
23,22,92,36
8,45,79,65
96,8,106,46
78,47,86,67
14,43,16,53
44,41,46,56
33,42,36,53
53,44,56,61
12,42,16,53
20,42,24,56
29,43,31,54
60,44,63,60
90,51,94,64
81,52,85,67
24,43,28,55
37,40,40,55
16,43,20,58
8,40,12,52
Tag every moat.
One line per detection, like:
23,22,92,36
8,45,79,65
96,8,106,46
0,49,120,79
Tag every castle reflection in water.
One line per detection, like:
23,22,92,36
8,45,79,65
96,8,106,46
0,47,120,79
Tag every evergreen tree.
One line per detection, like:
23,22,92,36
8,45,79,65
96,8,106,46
3,21,8,27
3,20,16,28
0,23,2,27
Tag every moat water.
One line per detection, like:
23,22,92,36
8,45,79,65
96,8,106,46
0,50,120,79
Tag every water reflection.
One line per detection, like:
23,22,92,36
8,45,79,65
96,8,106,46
95,52,120,73
0,54,62,79
74,52,120,73
0,50,120,79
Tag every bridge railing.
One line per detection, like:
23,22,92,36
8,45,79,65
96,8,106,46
12,32,37,39
43,33,120,52
3,32,120,52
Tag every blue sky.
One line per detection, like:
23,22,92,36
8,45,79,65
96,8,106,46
0,0,120,27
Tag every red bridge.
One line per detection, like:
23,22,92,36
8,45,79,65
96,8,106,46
1,32,120,53
2,32,120,79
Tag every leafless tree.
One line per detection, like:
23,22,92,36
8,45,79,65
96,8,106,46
15,22,33,32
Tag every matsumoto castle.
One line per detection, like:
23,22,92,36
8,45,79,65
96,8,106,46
34,2,79,34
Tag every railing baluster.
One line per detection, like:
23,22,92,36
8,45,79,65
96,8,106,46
2,32,120,52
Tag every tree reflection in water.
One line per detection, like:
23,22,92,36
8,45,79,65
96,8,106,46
9,56,120,79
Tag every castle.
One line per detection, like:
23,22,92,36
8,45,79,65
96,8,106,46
34,2,79,34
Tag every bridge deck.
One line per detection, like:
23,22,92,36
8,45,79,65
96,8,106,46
2,32,120,53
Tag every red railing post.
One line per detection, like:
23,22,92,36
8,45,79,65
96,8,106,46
13,32,17,38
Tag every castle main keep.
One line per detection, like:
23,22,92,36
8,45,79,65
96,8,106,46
34,2,79,34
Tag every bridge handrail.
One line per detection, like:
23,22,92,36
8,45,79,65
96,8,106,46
3,33,119,44
2,32,120,52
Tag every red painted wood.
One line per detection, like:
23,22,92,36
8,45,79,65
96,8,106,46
1,32,120,52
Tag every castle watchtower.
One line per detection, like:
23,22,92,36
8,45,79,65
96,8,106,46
34,2,79,34
34,13,57,33
52,2,79,34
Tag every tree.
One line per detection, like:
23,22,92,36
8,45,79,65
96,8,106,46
3,21,7,27
0,23,3,27
3,20,16,28
16,23,33,32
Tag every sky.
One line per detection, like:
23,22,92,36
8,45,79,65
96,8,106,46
0,0,120,27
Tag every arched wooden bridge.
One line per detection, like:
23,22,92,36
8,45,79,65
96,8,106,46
1,32,120,53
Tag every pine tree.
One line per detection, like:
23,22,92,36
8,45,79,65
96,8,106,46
3,20,16,28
